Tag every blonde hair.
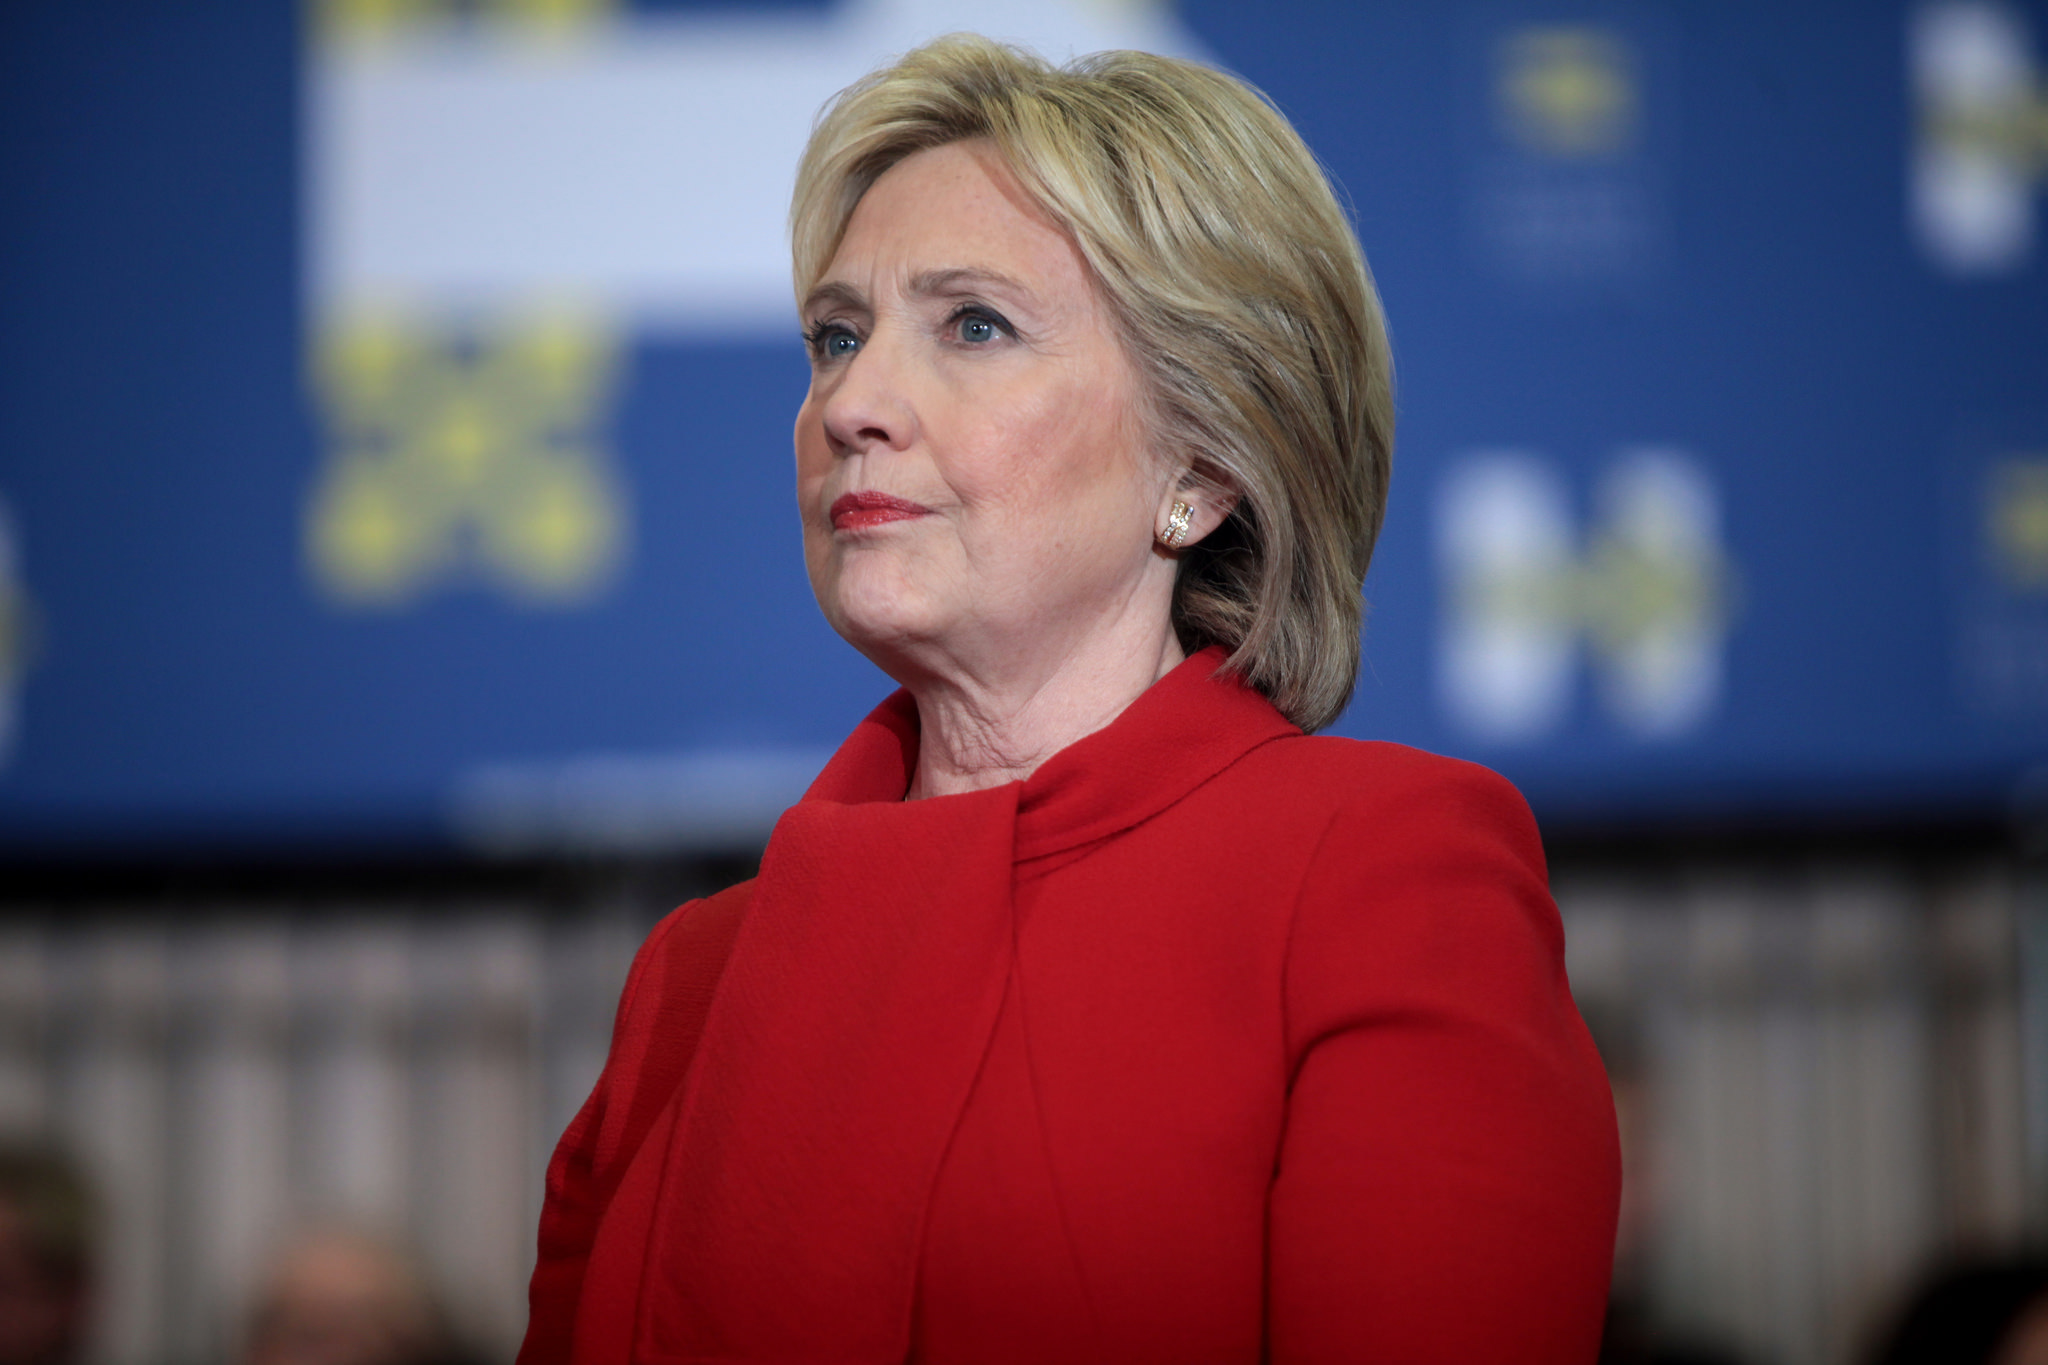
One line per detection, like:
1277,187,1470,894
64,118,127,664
791,36,1393,732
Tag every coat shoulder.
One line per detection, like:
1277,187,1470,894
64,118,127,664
640,876,757,987
1224,733,1534,829
591,877,758,1161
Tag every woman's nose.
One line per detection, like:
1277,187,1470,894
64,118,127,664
819,337,917,456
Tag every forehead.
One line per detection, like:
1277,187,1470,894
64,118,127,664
826,141,1096,302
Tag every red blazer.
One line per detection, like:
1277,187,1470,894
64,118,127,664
519,648,1620,1364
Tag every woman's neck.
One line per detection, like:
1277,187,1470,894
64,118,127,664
902,626,1186,801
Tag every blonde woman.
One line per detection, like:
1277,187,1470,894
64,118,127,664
521,36,1618,1365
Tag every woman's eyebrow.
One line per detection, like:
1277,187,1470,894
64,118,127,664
907,267,1031,302
801,280,868,317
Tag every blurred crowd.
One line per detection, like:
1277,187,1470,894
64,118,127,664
2,1069,2043,1365
0,1140,485,1365
1590,1009,2048,1365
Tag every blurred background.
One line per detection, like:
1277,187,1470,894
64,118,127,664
2,1,2046,1362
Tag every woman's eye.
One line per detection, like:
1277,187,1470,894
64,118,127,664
806,323,860,361
952,309,1009,345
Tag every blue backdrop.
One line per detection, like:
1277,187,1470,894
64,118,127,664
1,0,2044,853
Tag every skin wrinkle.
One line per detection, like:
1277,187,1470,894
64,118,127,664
802,268,1046,342
794,139,1236,801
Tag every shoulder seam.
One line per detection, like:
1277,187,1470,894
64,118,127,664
1275,797,1354,1095
614,899,694,1028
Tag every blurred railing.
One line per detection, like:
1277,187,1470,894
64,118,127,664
1560,848,2041,1365
0,888,665,1365
0,845,2037,1365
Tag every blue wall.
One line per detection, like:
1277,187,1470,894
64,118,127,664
1,0,2044,852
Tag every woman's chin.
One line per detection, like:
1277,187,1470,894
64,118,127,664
822,585,944,660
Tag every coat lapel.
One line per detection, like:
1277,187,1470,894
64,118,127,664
593,648,1290,1361
632,778,1020,1361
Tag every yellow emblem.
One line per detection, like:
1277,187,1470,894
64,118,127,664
305,314,627,607
1913,3,2047,272
1580,507,1734,688
1441,451,1734,740
1988,456,2048,589
316,0,617,44
1498,26,1638,158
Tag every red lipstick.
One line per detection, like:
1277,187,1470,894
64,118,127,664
830,491,932,531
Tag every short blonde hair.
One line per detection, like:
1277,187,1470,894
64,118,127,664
791,36,1393,732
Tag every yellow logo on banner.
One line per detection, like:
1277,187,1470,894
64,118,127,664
317,0,616,43
1579,522,1730,667
305,315,627,608
1912,3,2048,272
1923,45,2048,175
1448,526,1732,675
1989,456,2048,589
1498,27,1638,158
1439,451,1733,741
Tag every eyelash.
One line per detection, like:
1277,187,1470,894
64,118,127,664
946,305,1014,344
801,305,1016,361
803,320,857,360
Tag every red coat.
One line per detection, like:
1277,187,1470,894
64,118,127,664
519,648,1620,1364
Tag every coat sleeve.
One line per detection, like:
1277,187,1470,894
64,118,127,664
517,907,689,1365
1265,756,1620,1364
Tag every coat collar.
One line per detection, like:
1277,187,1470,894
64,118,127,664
801,645,1300,861
615,645,1299,1360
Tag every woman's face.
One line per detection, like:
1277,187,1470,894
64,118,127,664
794,140,1171,682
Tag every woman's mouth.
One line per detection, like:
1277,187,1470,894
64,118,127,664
830,491,933,531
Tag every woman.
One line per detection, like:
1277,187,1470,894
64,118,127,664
520,36,1618,1365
